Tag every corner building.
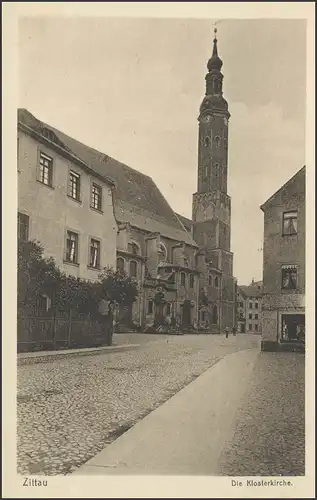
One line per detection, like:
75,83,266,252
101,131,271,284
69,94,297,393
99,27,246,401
192,34,235,332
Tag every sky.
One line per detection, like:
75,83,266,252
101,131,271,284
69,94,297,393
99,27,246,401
18,17,306,285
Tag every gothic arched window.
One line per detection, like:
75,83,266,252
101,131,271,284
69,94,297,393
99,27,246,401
212,305,218,325
215,276,219,287
214,136,221,149
116,257,125,274
158,243,167,261
129,260,137,278
204,136,210,147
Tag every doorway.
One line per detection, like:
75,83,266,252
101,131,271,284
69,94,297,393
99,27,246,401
182,300,192,327
281,314,305,342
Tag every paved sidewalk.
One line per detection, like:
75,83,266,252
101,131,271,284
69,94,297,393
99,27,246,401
72,348,259,475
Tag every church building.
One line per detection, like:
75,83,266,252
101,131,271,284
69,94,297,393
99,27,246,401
17,31,236,333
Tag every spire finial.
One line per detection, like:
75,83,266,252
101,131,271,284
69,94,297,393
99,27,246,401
214,27,217,40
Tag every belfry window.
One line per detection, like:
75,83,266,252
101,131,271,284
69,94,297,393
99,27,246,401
204,136,210,147
214,136,221,149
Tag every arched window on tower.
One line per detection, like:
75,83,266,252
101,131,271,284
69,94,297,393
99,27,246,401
205,165,209,178
214,136,221,149
204,136,210,148
215,276,219,288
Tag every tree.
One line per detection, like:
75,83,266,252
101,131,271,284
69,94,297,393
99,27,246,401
98,266,139,307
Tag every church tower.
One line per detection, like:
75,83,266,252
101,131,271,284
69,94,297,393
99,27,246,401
192,29,235,331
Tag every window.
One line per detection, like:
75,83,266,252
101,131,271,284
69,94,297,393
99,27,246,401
91,183,102,211
248,324,252,331
282,266,297,290
255,324,258,332
255,314,258,320
283,211,298,236
117,257,125,274
68,171,81,200
201,311,206,322
184,258,189,267
204,136,210,147
214,136,221,149
215,277,219,287
239,302,244,308
249,302,253,309
189,274,194,288
249,313,252,319
205,165,209,178
166,303,171,316
208,274,213,286
158,243,167,261
239,312,244,319
255,302,259,309
66,231,79,264
129,260,137,278
39,152,53,186
18,213,29,241
89,239,100,268
148,300,153,314
128,242,140,255
180,272,186,286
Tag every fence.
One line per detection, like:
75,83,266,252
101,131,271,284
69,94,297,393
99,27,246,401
17,306,111,353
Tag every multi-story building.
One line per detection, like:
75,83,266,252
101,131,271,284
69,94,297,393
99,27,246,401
17,31,236,332
237,280,263,334
260,166,305,351
18,110,118,281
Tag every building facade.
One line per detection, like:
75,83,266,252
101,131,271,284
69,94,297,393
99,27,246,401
260,166,305,350
237,281,263,334
18,114,118,281
17,33,236,333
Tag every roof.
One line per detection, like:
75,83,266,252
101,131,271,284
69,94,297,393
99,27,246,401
260,166,306,212
18,109,197,247
176,213,193,232
238,283,263,298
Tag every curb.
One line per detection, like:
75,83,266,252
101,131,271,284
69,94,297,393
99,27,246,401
17,343,141,365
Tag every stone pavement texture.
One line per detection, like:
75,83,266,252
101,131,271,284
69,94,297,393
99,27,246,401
17,333,258,475
72,349,305,477
72,348,259,475
218,351,305,476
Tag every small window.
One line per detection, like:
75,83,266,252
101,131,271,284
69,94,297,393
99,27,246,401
282,211,298,236
91,183,102,211
239,302,243,308
129,260,137,278
166,303,171,316
89,239,100,268
249,302,253,309
204,165,209,178
282,266,297,290
239,312,243,319
249,313,252,319
68,170,81,201
184,258,189,267
248,324,252,331
128,242,140,255
148,300,153,314
214,136,221,149
39,152,53,186
255,302,259,309
180,272,186,286
215,276,219,287
18,212,29,241
255,324,258,332
208,274,213,286
116,257,125,274
66,231,79,264
255,314,258,320
189,274,194,288
204,136,210,147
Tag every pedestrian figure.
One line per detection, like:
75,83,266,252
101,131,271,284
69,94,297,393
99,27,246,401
98,298,113,346
232,326,236,336
225,326,229,338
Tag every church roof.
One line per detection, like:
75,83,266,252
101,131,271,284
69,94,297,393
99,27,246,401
18,109,197,247
175,213,193,232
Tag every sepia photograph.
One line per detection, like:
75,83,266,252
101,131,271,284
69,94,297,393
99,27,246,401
2,2,315,498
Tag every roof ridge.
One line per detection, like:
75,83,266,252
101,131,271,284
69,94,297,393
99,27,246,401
18,108,154,182
260,165,306,211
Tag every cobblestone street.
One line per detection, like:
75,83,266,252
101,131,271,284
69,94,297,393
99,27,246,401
17,333,258,476
218,351,305,476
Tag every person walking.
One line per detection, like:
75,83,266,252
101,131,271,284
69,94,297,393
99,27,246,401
232,326,237,336
225,326,229,338
98,298,113,346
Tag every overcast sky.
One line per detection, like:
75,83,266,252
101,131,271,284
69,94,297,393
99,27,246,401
18,17,306,285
